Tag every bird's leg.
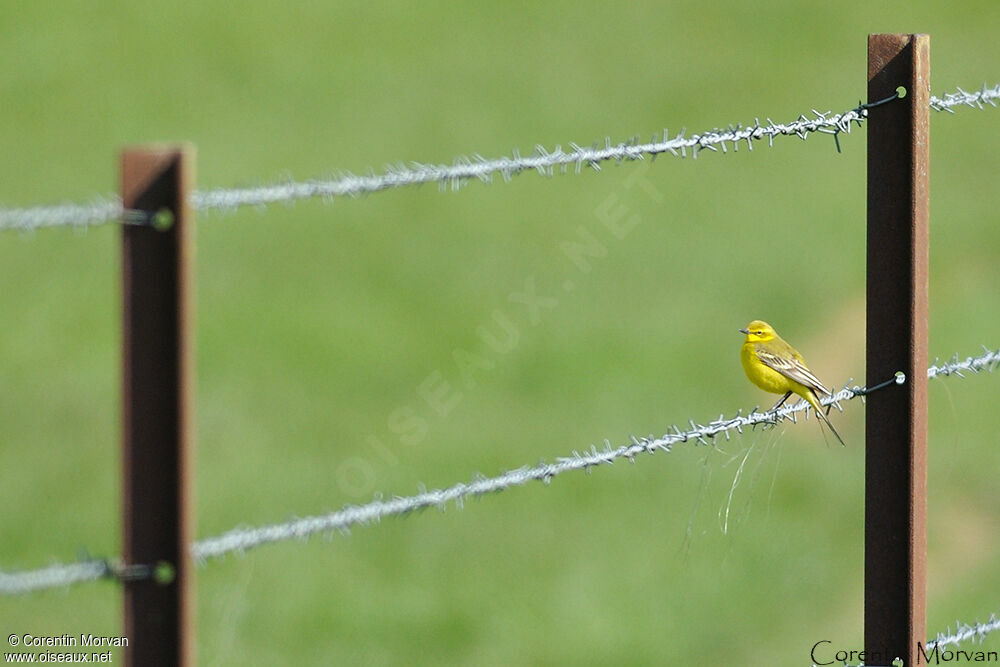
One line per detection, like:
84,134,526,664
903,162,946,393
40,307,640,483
770,391,793,413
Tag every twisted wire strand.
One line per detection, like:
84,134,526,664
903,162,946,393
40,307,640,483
0,200,125,232
838,613,1000,667
190,383,859,560
1,83,997,232
2,346,997,595
0,560,111,595
926,613,1000,651
930,83,1000,112
189,348,997,560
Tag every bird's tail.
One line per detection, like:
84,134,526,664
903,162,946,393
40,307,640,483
803,389,846,446
816,406,846,447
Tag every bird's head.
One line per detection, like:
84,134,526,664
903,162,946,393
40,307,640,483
739,320,777,343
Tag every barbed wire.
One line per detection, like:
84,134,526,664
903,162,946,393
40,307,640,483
832,612,1000,667
930,83,1000,112
928,347,1000,378
2,346,997,595
0,560,111,595
0,200,122,232
0,558,155,595
189,348,1000,560
926,612,1000,651
188,384,871,562
0,82,997,233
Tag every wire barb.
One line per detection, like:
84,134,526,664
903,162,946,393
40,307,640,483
1,83,997,232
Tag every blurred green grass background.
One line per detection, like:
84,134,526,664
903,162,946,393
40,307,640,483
2,1,999,664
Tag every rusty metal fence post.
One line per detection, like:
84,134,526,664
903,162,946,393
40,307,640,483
865,34,930,666
121,145,196,666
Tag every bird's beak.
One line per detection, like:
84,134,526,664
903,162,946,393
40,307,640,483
739,328,750,335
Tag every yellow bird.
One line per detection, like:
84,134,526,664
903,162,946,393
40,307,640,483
739,320,845,446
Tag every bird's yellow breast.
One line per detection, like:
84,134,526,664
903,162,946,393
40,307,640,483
741,343,797,394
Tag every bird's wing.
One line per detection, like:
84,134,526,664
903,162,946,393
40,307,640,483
754,346,832,397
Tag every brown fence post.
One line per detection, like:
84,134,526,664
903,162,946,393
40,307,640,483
121,145,196,666
865,34,929,666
